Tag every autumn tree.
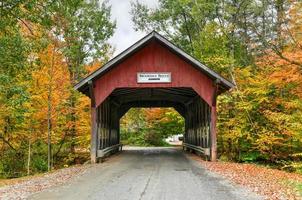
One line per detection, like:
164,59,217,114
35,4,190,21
0,0,115,176
48,0,115,154
131,0,302,167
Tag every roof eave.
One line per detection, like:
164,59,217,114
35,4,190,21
152,33,235,90
74,31,235,96
74,31,157,92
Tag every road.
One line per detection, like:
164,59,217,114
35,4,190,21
29,147,262,200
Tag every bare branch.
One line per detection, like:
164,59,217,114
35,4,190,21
250,23,302,68
0,134,17,151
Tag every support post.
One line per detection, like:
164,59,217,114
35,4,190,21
210,105,217,161
210,80,219,161
89,81,98,163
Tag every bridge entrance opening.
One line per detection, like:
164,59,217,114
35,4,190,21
120,106,184,147
74,31,234,163
89,87,214,162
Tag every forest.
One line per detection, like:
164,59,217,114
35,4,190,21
0,0,302,178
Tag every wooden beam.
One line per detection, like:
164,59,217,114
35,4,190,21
117,94,190,104
88,81,95,107
210,105,217,161
184,95,199,106
100,103,104,150
173,105,186,118
88,81,98,163
210,81,219,161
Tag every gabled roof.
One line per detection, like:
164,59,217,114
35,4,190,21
75,31,235,95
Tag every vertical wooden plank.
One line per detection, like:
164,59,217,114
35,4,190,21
103,102,106,148
205,104,208,148
97,107,101,150
109,104,114,146
196,100,199,146
210,82,218,161
117,117,120,144
187,107,189,144
106,101,109,148
99,103,102,150
112,109,115,145
210,105,217,161
207,104,211,148
210,83,218,161
204,103,209,148
195,102,198,146
192,103,195,145
106,101,108,148
184,110,187,145
201,100,204,147
104,102,106,148
199,100,202,146
188,107,191,144
205,102,209,148
107,101,110,147
109,103,112,146
201,101,205,148
191,105,193,145
190,106,193,144
90,106,97,163
115,106,118,144
101,103,104,150
187,109,189,144
192,104,194,145
198,99,202,147
207,104,210,148
89,81,98,163
186,112,189,144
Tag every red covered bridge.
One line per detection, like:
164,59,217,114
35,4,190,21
75,31,234,163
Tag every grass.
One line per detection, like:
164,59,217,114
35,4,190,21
283,178,302,198
295,182,302,196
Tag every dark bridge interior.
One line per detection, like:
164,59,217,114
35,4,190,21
110,87,198,118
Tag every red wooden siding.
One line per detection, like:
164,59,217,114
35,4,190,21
93,40,215,107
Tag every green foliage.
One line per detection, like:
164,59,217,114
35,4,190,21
50,0,116,81
121,108,184,146
32,156,48,172
296,184,302,197
0,149,26,178
239,152,261,163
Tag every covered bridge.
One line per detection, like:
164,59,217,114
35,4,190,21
75,31,234,163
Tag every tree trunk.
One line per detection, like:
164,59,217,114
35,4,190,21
47,82,53,171
47,45,55,171
69,90,76,154
27,138,31,175
275,0,285,48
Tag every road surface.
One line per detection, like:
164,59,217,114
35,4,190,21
30,147,262,200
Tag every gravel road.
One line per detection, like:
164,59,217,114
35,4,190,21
29,147,263,200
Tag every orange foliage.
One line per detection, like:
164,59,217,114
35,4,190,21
27,43,70,142
85,60,103,74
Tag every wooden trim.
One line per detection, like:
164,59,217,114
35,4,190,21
210,105,217,161
88,81,95,107
89,80,98,163
90,106,98,163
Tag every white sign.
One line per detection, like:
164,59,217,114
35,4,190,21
137,72,171,83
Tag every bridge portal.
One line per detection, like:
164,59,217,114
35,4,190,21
75,31,234,163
